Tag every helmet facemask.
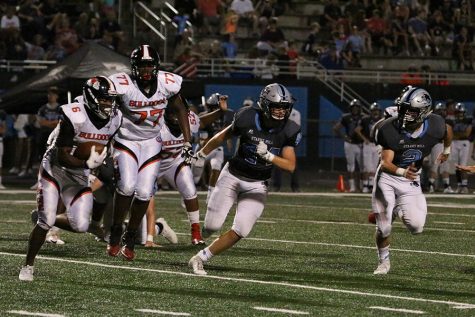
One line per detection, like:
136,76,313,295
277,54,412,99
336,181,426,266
83,76,118,120
130,45,160,83
397,87,432,131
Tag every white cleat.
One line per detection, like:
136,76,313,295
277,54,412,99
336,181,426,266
156,218,178,244
443,186,455,194
188,255,207,275
362,186,370,193
373,259,390,275
19,265,34,281
429,185,435,193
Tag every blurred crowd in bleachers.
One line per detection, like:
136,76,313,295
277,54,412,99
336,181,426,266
0,0,126,62
169,0,474,74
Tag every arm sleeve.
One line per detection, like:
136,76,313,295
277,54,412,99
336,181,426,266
55,114,75,148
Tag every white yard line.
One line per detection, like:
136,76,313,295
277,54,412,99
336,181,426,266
368,306,425,314
7,311,64,317
256,220,277,223
252,307,309,315
135,309,190,316
433,221,465,225
1,252,474,310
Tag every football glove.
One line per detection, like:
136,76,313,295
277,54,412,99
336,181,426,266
181,142,194,165
193,150,207,168
256,141,275,162
86,146,107,169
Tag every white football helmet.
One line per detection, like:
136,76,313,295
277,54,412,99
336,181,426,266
396,86,432,130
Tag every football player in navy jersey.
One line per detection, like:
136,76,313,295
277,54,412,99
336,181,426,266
333,99,364,192
188,83,301,275
355,102,382,193
371,86,452,275
19,76,122,281
451,103,472,193
192,93,235,203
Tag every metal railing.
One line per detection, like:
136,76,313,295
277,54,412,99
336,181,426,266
132,1,194,63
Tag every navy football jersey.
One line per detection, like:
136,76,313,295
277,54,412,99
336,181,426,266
204,109,235,138
340,113,363,144
376,114,446,169
359,115,381,140
228,106,301,181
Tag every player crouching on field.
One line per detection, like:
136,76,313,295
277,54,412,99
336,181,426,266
188,83,301,275
372,86,452,275
19,76,122,281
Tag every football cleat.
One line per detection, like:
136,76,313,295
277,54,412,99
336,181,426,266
120,245,136,261
460,186,469,194
107,244,121,257
156,218,178,244
188,255,207,275
429,185,435,193
362,186,370,193
373,259,390,275
191,223,205,245
120,230,137,261
19,265,34,281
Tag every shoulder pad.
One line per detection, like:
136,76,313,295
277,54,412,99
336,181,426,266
60,103,87,127
157,71,183,97
108,72,132,94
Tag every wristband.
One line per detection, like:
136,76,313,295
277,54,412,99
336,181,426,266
147,234,154,242
443,146,451,155
395,167,406,177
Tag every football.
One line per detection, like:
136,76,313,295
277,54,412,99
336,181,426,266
73,142,106,160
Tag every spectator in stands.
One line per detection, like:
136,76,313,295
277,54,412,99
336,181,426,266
100,10,124,50
36,86,61,161
367,9,393,55
341,40,361,68
84,17,102,41
322,0,342,31
319,44,343,70
1,5,20,32
344,0,365,20
439,0,455,27
400,64,423,85
221,33,237,58
44,37,66,61
332,30,347,57
197,0,222,36
230,0,258,35
301,22,321,56
347,25,365,56
428,10,451,56
256,17,285,53
408,9,431,56
18,0,43,42
391,5,410,56
74,12,90,41
256,0,276,33
53,14,79,55
39,0,61,27
26,33,45,60
452,26,473,71
5,29,27,60
222,9,239,35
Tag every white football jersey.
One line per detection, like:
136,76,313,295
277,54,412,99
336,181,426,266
109,71,183,141
160,111,200,170
60,101,122,146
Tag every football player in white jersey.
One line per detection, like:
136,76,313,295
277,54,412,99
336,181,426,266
147,97,230,245
188,83,301,275
19,76,122,281
107,45,192,261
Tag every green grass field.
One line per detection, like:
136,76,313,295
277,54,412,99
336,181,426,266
1,190,475,316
